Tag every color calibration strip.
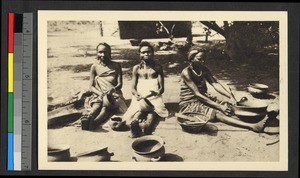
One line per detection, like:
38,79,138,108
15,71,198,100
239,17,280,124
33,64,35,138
14,13,24,171
8,12,14,171
7,12,33,171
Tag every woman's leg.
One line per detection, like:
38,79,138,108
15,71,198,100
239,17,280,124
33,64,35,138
82,103,101,130
143,112,159,135
215,112,268,132
129,111,145,138
89,103,102,117
134,111,145,122
90,106,111,130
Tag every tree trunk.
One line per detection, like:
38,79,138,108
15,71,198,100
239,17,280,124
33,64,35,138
200,21,246,61
224,35,242,60
205,33,208,42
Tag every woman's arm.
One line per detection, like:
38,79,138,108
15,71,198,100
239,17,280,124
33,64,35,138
182,69,226,112
89,65,103,97
112,63,123,92
156,64,164,95
131,65,143,100
205,69,232,99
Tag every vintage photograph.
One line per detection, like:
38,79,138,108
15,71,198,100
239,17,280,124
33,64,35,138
38,11,288,170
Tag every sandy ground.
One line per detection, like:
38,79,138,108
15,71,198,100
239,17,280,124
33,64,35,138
46,22,280,162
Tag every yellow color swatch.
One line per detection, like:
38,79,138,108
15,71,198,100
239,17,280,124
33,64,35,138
8,53,14,92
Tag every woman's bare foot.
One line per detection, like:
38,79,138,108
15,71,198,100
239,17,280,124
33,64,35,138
130,120,142,138
251,116,268,133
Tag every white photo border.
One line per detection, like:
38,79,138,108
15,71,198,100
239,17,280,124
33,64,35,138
38,10,288,171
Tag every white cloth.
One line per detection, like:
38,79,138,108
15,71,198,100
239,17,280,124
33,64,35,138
123,78,169,123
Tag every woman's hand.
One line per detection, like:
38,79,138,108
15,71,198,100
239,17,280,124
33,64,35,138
108,87,116,95
149,90,159,96
220,104,234,116
135,93,144,101
96,93,105,101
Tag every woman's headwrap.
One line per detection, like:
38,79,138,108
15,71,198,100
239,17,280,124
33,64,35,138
187,49,206,62
187,50,200,62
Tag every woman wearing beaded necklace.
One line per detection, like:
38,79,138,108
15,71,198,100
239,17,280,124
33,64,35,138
179,49,267,132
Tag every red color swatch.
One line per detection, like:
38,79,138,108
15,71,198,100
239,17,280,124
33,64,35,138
8,13,14,52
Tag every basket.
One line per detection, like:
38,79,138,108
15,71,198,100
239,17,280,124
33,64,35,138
176,112,209,133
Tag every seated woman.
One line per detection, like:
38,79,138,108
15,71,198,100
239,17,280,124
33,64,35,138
123,41,169,137
82,43,127,130
179,49,267,132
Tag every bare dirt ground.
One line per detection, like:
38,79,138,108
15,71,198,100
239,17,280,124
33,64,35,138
46,22,280,162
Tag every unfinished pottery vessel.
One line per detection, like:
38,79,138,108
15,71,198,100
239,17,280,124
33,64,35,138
77,147,114,162
234,99,268,113
248,83,269,97
48,144,71,162
233,99,268,123
131,135,165,162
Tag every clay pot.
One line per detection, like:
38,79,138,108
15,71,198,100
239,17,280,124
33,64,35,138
249,83,269,90
131,135,165,162
48,144,71,162
248,83,269,96
132,146,165,162
234,110,267,123
233,99,268,123
139,98,154,112
77,147,114,162
234,99,268,113
109,117,126,131
48,104,82,128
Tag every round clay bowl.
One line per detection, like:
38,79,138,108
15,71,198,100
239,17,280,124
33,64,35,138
248,83,269,97
132,146,165,162
131,135,165,162
234,110,267,123
247,86,267,95
249,83,269,90
132,135,165,155
48,144,71,162
77,147,114,162
234,99,268,113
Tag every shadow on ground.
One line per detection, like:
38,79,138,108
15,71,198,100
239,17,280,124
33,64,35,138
161,153,184,162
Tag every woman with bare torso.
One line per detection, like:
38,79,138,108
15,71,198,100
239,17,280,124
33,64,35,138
124,41,168,137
